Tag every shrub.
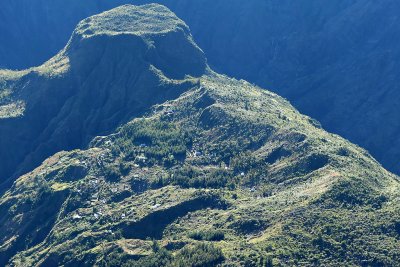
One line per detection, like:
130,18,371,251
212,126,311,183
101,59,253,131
173,243,225,267
188,230,225,241
318,179,388,208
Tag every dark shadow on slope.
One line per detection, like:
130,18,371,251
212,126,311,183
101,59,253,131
0,190,68,266
265,146,292,165
120,194,227,240
193,90,216,110
296,154,330,176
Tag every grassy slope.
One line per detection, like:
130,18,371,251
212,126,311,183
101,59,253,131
0,3,399,266
1,71,399,266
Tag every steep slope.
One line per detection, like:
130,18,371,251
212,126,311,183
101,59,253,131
1,0,400,175
0,4,399,266
141,0,400,176
0,4,206,187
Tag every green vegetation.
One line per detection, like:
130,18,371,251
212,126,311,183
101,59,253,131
188,230,225,241
113,119,191,167
103,242,224,267
318,178,388,208
3,72,397,266
0,4,399,267
168,166,235,189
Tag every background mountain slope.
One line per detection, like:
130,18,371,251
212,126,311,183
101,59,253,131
1,0,399,175
0,4,399,266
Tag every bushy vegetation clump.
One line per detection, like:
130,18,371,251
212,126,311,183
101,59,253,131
113,119,191,167
188,230,225,241
318,178,388,208
104,242,224,267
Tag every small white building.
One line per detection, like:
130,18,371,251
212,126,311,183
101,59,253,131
72,213,82,220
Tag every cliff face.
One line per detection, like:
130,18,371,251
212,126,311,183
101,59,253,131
0,4,206,186
1,0,399,174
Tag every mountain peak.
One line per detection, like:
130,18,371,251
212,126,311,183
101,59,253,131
74,4,189,38
60,4,206,80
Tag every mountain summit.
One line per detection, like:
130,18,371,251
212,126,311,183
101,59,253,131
66,4,206,79
75,4,186,36
0,4,399,267
0,4,205,186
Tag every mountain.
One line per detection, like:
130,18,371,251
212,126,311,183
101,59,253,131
0,4,399,266
0,3,205,187
1,0,400,176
